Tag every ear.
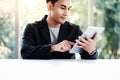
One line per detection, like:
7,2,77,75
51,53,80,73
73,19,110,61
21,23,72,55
47,2,53,11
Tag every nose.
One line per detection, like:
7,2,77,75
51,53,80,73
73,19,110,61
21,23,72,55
63,9,69,16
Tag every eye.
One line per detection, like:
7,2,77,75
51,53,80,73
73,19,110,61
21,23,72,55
68,8,71,11
60,6,65,9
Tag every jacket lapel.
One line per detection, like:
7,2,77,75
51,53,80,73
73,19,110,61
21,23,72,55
38,17,51,44
40,25,51,44
57,24,68,43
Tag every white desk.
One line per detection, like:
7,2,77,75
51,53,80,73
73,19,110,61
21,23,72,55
0,59,120,80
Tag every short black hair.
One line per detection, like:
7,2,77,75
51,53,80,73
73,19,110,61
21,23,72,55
46,0,58,5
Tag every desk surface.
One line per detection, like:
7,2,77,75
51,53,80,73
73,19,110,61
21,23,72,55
0,59,120,80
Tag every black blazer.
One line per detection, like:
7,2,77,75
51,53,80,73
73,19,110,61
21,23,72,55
21,15,98,59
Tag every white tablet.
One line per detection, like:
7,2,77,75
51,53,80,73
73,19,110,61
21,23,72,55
81,26,105,39
70,26,105,53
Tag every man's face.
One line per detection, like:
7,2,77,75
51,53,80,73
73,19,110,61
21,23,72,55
49,0,72,24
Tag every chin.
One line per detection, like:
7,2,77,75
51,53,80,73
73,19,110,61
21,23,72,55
56,19,66,24
59,20,66,24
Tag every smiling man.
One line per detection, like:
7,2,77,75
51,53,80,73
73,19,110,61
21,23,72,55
21,0,98,59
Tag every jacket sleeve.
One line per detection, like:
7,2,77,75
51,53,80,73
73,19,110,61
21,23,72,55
21,24,52,59
80,49,98,59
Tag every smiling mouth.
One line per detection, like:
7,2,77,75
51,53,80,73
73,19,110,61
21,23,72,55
61,16,67,20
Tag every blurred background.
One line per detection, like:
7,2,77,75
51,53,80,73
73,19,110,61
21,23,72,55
0,0,120,59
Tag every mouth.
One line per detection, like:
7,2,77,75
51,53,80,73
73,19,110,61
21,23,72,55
60,16,67,20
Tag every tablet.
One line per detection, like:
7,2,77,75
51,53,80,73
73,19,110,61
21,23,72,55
70,26,105,53
81,26,105,39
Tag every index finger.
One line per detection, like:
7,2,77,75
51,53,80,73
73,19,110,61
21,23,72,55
68,41,75,46
92,33,98,41
84,34,92,42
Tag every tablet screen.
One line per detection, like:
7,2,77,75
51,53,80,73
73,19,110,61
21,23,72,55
81,26,105,39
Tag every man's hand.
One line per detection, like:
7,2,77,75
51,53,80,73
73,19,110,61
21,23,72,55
75,33,97,55
51,40,74,52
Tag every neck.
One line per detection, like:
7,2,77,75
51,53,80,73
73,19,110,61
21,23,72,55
47,15,61,28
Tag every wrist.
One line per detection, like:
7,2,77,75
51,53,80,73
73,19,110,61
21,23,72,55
89,49,96,55
50,45,55,52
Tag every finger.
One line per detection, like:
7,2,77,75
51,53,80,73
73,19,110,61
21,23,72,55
64,41,71,48
78,36,81,40
78,37,89,44
76,45,83,49
68,41,75,46
93,33,98,41
62,42,68,49
84,35,92,42
63,40,74,48
78,36,85,42
62,41,71,50
76,40,86,47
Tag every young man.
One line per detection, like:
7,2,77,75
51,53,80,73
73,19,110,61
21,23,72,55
21,0,98,59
